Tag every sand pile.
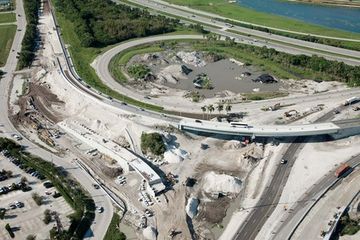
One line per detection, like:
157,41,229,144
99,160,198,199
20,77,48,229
176,51,206,67
202,171,242,195
186,197,199,219
142,53,158,62
164,145,188,164
313,81,333,93
143,226,157,240
157,64,191,84
223,140,242,150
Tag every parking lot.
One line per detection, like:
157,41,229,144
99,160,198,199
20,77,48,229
0,154,73,239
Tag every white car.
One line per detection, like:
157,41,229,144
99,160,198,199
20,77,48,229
11,134,22,141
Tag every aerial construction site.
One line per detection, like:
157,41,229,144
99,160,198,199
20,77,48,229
1,0,360,240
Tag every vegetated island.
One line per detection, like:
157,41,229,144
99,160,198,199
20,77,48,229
289,0,360,8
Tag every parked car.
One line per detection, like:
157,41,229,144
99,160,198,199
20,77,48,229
43,181,53,188
53,192,61,198
97,206,104,213
37,174,46,180
9,204,16,209
14,201,24,208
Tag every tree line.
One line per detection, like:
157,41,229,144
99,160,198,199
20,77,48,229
18,0,40,69
54,0,179,48
211,35,360,86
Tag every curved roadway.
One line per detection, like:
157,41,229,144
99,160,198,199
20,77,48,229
93,34,360,115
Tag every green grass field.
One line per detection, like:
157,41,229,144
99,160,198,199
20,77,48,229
0,12,16,23
109,45,163,84
104,213,126,240
165,0,360,39
0,24,16,66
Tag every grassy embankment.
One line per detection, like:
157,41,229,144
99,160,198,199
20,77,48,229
0,12,15,23
109,45,163,84
0,24,16,67
55,0,203,112
103,213,126,240
165,0,360,39
56,12,168,112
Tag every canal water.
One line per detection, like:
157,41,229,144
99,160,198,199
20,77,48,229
237,0,360,33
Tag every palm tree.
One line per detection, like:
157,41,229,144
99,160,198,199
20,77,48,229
208,104,215,119
225,104,232,114
201,106,207,120
216,103,224,115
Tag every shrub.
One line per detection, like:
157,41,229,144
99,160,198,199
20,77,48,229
141,132,166,156
43,209,52,224
26,234,36,240
127,64,150,80
32,192,43,206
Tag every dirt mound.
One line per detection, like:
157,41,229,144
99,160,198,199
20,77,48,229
15,82,64,124
143,226,157,240
223,140,242,150
157,64,191,84
202,171,242,196
176,51,206,67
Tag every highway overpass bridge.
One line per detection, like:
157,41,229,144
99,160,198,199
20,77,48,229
178,118,360,138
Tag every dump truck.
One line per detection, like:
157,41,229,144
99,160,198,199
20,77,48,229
335,164,351,178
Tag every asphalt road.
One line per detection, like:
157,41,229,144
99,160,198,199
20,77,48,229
232,105,351,240
0,1,113,239
127,0,360,65
273,154,360,240
143,0,360,42
234,138,304,240
93,34,360,115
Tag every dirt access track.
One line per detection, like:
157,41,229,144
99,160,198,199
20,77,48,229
14,81,64,124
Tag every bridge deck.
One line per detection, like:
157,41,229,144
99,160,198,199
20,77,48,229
178,119,344,137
